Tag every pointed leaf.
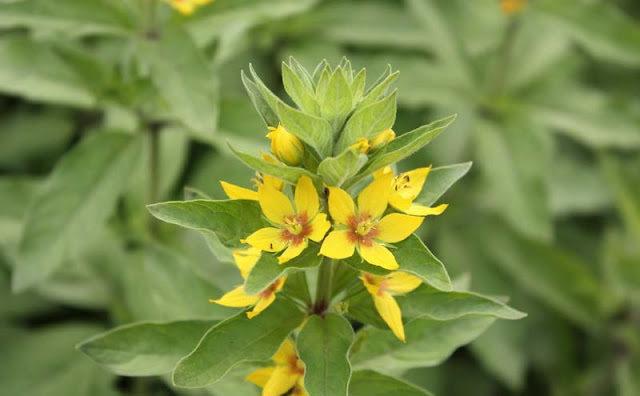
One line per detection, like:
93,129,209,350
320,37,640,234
414,162,472,206
349,370,433,396
282,62,320,115
320,68,353,134
277,101,333,157
359,70,399,108
337,91,397,153
241,70,279,127
317,148,368,187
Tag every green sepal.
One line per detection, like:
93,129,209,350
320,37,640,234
337,91,397,153
317,147,368,187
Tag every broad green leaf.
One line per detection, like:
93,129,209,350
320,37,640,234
0,36,95,107
172,299,306,387
228,144,322,186
147,199,269,249
347,115,455,188
320,67,353,134
399,285,526,321
0,0,135,36
13,131,142,292
337,91,397,153
413,162,472,207
317,148,368,187
349,370,432,396
78,320,215,376
124,244,236,321
138,27,218,143
351,315,495,373
277,101,333,157
241,70,279,127
297,314,354,396
244,244,322,295
282,62,320,115
344,235,452,291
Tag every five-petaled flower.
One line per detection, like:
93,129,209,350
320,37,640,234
319,172,424,270
221,154,284,200
246,338,308,396
162,0,214,15
209,247,286,319
266,124,305,166
361,271,423,341
374,166,449,216
243,175,331,264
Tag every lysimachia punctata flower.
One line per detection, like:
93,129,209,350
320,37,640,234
361,271,423,342
266,124,305,166
349,128,395,154
246,338,307,396
320,172,424,270
209,247,286,319
374,166,449,217
243,175,331,264
162,0,214,15
221,154,284,200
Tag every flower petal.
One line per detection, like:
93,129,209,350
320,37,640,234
319,230,356,259
396,167,431,200
243,227,287,252
404,203,448,217
388,194,413,212
262,366,300,396
246,366,275,388
279,239,308,264
376,213,424,243
384,272,423,294
272,338,297,365
247,292,276,319
232,247,261,279
294,175,319,219
307,213,331,242
327,187,356,226
359,241,399,270
373,292,406,341
258,185,295,224
220,181,258,200
209,286,259,308
358,172,392,219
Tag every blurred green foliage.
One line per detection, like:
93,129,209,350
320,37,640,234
0,0,639,395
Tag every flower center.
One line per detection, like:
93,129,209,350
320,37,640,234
281,213,311,246
283,215,305,235
348,214,379,246
355,218,376,236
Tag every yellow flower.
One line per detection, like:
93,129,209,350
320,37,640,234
243,175,331,264
162,0,214,15
374,166,448,217
349,137,370,154
361,271,422,342
369,128,396,150
500,0,526,14
209,247,286,319
246,338,308,396
266,124,305,166
221,154,284,200
319,173,424,270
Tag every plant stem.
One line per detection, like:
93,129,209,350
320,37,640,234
313,259,334,315
148,122,161,235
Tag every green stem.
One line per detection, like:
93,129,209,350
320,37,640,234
148,122,161,235
313,259,334,315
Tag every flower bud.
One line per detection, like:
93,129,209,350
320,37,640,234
350,137,370,154
266,124,305,166
369,128,396,150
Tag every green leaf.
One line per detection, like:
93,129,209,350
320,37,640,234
277,101,333,157
349,370,433,396
400,285,526,320
282,62,320,115
228,143,321,186
297,314,354,396
172,299,305,388
147,199,269,249
351,68,366,103
345,287,389,330
337,91,397,153
138,27,218,143
317,148,368,187
320,67,353,134
241,70,279,127
414,162,472,207
351,315,495,373
248,64,286,122
78,320,215,376
347,115,455,188
600,154,640,241
288,57,315,90
316,68,331,102
344,235,452,291
0,0,135,36
244,244,322,295
13,131,142,292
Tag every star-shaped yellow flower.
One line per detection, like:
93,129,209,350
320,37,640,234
243,175,330,264
221,154,284,200
361,271,422,342
162,0,214,15
374,166,448,217
246,338,308,396
209,247,286,319
319,173,424,270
